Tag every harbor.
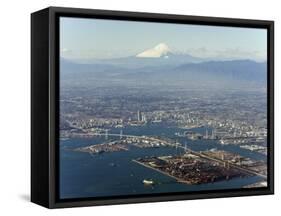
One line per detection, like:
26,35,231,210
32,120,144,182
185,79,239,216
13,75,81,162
72,130,267,187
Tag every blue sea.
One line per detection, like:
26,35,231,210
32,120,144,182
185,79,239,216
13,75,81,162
60,125,266,199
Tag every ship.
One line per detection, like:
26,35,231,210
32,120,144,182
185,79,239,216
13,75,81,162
143,179,154,185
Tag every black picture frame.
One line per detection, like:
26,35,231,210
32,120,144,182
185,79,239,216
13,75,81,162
31,6,274,208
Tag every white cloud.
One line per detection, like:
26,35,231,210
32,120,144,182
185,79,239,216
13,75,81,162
60,45,266,62
178,47,266,62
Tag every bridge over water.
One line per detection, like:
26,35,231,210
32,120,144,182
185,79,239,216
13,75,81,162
91,131,267,179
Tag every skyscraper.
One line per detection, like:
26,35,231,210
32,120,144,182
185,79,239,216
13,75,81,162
137,110,141,122
141,114,146,122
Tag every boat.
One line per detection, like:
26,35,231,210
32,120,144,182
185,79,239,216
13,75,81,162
143,179,154,185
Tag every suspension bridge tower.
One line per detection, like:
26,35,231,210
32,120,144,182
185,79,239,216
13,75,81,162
120,129,123,139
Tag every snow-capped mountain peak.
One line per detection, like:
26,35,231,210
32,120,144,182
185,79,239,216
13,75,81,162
136,43,171,58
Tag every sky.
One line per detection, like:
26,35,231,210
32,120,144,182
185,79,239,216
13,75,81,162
60,17,267,61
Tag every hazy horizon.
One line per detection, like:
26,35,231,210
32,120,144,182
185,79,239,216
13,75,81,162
60,17,267,62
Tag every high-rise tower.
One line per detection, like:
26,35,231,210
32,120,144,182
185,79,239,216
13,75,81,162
137,110,141,122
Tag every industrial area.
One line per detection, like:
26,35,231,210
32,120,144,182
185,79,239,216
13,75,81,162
74,134,267,186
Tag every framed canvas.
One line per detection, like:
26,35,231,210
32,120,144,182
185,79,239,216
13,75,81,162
31,6,274,208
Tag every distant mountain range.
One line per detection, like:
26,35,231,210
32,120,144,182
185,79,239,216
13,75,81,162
66,43,205,68
66,53,203,68
175,60,266,82
60,43,266,89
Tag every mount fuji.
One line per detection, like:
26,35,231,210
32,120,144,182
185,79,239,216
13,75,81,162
136,43,171,58
70,43,203,68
